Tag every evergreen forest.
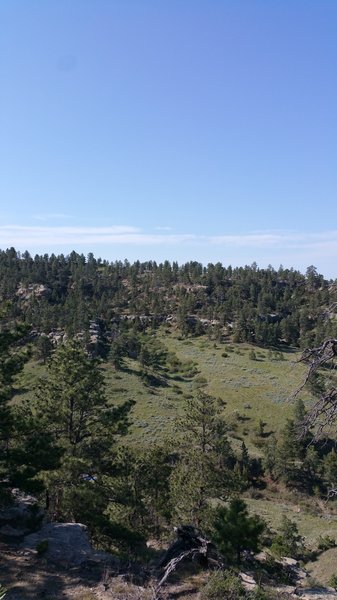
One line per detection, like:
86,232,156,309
2,247,337,599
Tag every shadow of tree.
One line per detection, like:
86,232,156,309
0,548,104,600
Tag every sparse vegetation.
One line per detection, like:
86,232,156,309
201,570,246,600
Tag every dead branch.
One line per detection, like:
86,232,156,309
156,548,200,591
327,488,337,502
295,339,337,396
155,525,223,597
293,340,337,440
302,388,337,440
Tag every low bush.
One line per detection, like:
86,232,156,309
200,570,245,600
317,535,336,551
201,571,273,600
36,539,49,555
270,516,304,560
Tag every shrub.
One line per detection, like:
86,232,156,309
270,516,304,559
194,375,208,388
36,539,49,555
317,535,336,551
200,570,245,600
329,574,337,590
249,588,274,600
201,572,274,600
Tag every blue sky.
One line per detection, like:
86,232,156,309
1,1,337,276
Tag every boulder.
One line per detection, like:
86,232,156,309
0,490,43,533
0,524,25,543
282,557,299,567
21,522,116,568
239,572,257,590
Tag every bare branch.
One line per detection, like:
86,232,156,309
155,525,223,596
295,339,337,395
295,340,337,440
302,389,337,440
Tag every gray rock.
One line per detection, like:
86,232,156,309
239,572,257,590
0,491,43,532
282,557,299,567
21,522,115,568
275,585,297,595
0,524,25,542
297,588,337,600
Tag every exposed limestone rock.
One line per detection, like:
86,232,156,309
282,557,299,567
239,572,257,590
16,283,51,301
21,522,117,568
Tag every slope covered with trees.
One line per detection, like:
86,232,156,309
1,248,337,349
2,248,337,597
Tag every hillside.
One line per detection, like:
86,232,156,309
16,333,307,444
1,249,337,350
2,249,337,598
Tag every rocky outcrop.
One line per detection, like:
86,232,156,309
0,491,43,543
16,284,51,301
21,522,117,569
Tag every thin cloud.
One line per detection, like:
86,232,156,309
154,226,173,231
1,226,337,257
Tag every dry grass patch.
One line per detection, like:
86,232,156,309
306,547,337,586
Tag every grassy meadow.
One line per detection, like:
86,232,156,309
104,330,310,446
15,330,311,446
14,330,337,584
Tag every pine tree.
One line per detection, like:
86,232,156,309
104,444,173,539
273,419,301,483
23,341,133,521
0,310,27,498
35,334,54,364
108,340,124,370
210,498,265,564
323,450,337,491
170,391,236,526
238,441,250,487
271,515,304,559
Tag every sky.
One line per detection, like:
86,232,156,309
1,1,337,277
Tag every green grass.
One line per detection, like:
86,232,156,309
13,332,337,584
12,359,46,404
14,333,312,447
307,547,337,586
245,496,337,548
245,494,337,586
102,332,310,446
157,332,310,437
